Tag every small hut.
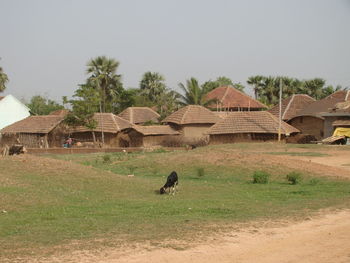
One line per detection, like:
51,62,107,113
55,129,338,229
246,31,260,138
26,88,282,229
124,125,179,147
205,86,267,111
207,111,299,144
70,113,131,147
162,105,220,139
288,91,350,140
0,115,67,148
118,107,160,124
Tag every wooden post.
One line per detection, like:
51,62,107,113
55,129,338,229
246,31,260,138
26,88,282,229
278,79,282,142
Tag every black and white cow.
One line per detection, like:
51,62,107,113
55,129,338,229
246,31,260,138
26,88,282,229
160,171,178,195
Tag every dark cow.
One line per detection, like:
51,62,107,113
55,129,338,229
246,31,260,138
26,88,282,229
160,171,178,195
9,145,27,155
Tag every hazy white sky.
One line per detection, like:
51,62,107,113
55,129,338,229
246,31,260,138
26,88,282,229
1,0,349,102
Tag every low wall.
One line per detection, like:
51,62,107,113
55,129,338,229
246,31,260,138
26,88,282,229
26,147,186,154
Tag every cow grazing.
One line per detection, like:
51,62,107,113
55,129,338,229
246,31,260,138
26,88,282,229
160,171,178,195
9,145,27,156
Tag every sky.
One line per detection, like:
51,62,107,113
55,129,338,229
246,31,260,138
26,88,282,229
1,0,350,103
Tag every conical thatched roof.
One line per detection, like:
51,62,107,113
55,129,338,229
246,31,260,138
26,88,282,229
268,94,315,121
162,105,220,125
207,111,299,135
205,86,267,110
71,113,131,133
119,107,160,124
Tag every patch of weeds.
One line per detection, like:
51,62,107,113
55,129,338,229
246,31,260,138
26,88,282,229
152,148,167,153
309,178,320,185
102,154,112,163
286,172,302,185
252,171,270,184
127,165,136,175
267,152,329,157
196,167,205,177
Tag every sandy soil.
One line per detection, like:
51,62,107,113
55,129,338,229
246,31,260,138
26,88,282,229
32,209,350,263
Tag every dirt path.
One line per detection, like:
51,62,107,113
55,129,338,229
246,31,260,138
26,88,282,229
36,210,350,263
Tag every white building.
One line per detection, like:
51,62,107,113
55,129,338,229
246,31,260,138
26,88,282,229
0,94,30,130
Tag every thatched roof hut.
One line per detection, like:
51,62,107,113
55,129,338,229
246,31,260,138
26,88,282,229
125,125,179,147
205,86,267,111
0,115,67,148
70,113,131,147
118,107,160,124
207,111,299,144
162,105,220,138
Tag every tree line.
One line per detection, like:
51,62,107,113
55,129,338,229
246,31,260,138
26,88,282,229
0,56,347,127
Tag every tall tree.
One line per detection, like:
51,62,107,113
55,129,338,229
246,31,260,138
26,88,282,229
139,72,166,103
63,84,100,129
178,77,213,106
86,56,123,113
247,75,264,99
27,95,64,115
202,76,244,93
0,62,9,92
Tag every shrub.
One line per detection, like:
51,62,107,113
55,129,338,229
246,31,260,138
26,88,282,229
252,171,269,184
286,172,302,185
102,154,111,163
196,167,205,177
309,178,320,185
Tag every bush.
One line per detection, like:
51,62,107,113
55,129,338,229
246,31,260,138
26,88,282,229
196,167,205,177
309,178,320,185
252,171,269,184
102,154,111,163
286,172,302,185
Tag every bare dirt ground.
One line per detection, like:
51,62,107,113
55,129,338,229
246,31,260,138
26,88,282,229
32,209,350,263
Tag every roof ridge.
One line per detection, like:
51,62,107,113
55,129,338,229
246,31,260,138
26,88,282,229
221,86,231,104
345,90,350,101
282,94,294,120
181,105,191,124
267,112,284,133
111,114,120,130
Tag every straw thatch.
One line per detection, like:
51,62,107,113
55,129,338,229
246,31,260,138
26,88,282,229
208,111,299,135
119,107,160,124
205,86,267,110
162,105,220,125
268,94,315,121
71,113,131,133
1,115,65,134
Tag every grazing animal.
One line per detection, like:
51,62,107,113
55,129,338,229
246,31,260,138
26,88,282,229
160,171,178,195
9,145,27,155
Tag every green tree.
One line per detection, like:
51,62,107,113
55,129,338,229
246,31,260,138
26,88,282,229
27,95,64,115
139,72,166,103
178,77,214,106
302,78,326,100
202,76,244,93
86,56,123,113
247,75,264,99
0,63,9,92
63,84,100,129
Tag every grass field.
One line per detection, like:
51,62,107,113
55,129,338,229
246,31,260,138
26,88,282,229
1,143,350,260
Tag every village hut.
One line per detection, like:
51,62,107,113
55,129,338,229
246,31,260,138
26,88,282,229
118,107,160,124
70,113,131,147
0,114,67,148
124,125,180,147
205,86,267,111
268,94,315,121
207,111,299,144
162,105,220,139
288,90,350,140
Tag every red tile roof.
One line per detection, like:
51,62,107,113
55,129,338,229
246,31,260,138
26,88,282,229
268,94,315,121
205,86,267,110
207,111,299,135
162,105,220,125
128,125,180,135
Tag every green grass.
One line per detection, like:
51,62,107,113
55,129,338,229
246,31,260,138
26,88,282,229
1,144,350,259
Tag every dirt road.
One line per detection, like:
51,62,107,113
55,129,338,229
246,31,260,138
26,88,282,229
37,210,350,263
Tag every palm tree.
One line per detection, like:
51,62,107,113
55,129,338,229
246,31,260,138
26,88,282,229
303,78,325,99
247,75,264,99
0,65,9,92
139,72,166,103
86,56,123,113
178,77,213,106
